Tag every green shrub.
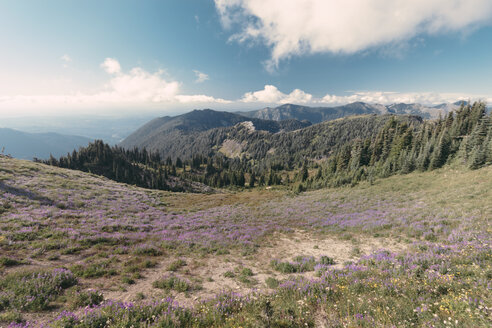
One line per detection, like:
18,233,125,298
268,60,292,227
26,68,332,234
132,244,162,256
121,276,135,285
152,276,191,292
271,256,316,273
223,271,235,278
0,257,23,267
240,268,254,277
0,268,77,311
265,277,279,288
319,256,335,265
70,262,117,278
167,259,186,272
68,289,104,309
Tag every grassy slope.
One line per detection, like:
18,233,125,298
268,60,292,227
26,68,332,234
0,156,491,327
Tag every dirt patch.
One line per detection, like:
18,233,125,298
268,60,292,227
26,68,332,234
262,230,406,271
219,139,244,158
102,231,407,306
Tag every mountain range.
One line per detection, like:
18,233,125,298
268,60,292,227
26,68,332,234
121,112,423,169
120,101,462,160
119,108,311,157
239,101,467,123
0,128,92,160
2,101,468,161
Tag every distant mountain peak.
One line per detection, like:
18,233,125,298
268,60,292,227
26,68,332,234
240,101,465,123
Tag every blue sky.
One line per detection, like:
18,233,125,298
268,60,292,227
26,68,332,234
1,0,492,116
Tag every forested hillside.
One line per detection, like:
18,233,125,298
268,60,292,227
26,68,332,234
193,114,422,170
121,101,467,160
120,108,311,153
43,114,418,190
43,102,491,192
307,101,492,189
38,141,214,192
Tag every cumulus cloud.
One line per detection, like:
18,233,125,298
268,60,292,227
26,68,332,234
239,86,482,106
241,85,312,104
175,94,231,104
1,55,490,116
284,88,313,104
60,54,72,68
101,67,180,102
215,0,492,67
319,91,480,105
101,57,122,74
242,85,285,103
60,54,71,62
194,70,209,83
0,59,230,113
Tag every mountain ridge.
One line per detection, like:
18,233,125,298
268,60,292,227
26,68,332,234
121,111,423,165
0,127,92,160
239,101,467,123
120,109,312,153
120,101,465,161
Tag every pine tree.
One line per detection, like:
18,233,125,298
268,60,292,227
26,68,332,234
400,150,415,174
300,163,309,182
486,136,492,165
175,157,183,168
469,145,487,169
336,145,351,172
249,172,256,188
416,143,432,171
429,129,451,170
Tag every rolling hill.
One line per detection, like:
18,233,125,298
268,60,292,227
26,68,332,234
121,111,423,167
0,128,92,160
1,152,490,327
120,109,311,158
121,101,466,162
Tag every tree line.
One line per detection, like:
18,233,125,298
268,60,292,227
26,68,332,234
40,102,491,192
302,101,492,190
37,141,283,192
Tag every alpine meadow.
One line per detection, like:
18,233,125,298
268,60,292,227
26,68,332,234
1,1,492,327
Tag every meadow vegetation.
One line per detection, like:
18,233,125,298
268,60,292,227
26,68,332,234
0,156,490,327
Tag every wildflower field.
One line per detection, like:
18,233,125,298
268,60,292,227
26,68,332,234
0,156,490,327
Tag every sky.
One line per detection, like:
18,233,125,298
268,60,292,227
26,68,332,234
1,0,492,117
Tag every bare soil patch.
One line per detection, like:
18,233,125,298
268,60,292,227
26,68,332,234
102,231,407,306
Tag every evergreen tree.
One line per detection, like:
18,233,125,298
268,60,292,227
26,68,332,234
429,129,451,170
249,172,256,188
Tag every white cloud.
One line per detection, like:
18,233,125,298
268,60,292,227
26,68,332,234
242,85,285,103
239,86,490,106
101,67,180,102
101,57,122,74
194,70,209,83
60,54,72,68
319,91,481,105
175,94,231,104
241,84,312,103
215,0,492,68
60,54,71,63
2,83,491,117
0,59,229,114
1,56,490,116
284,88,312,104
